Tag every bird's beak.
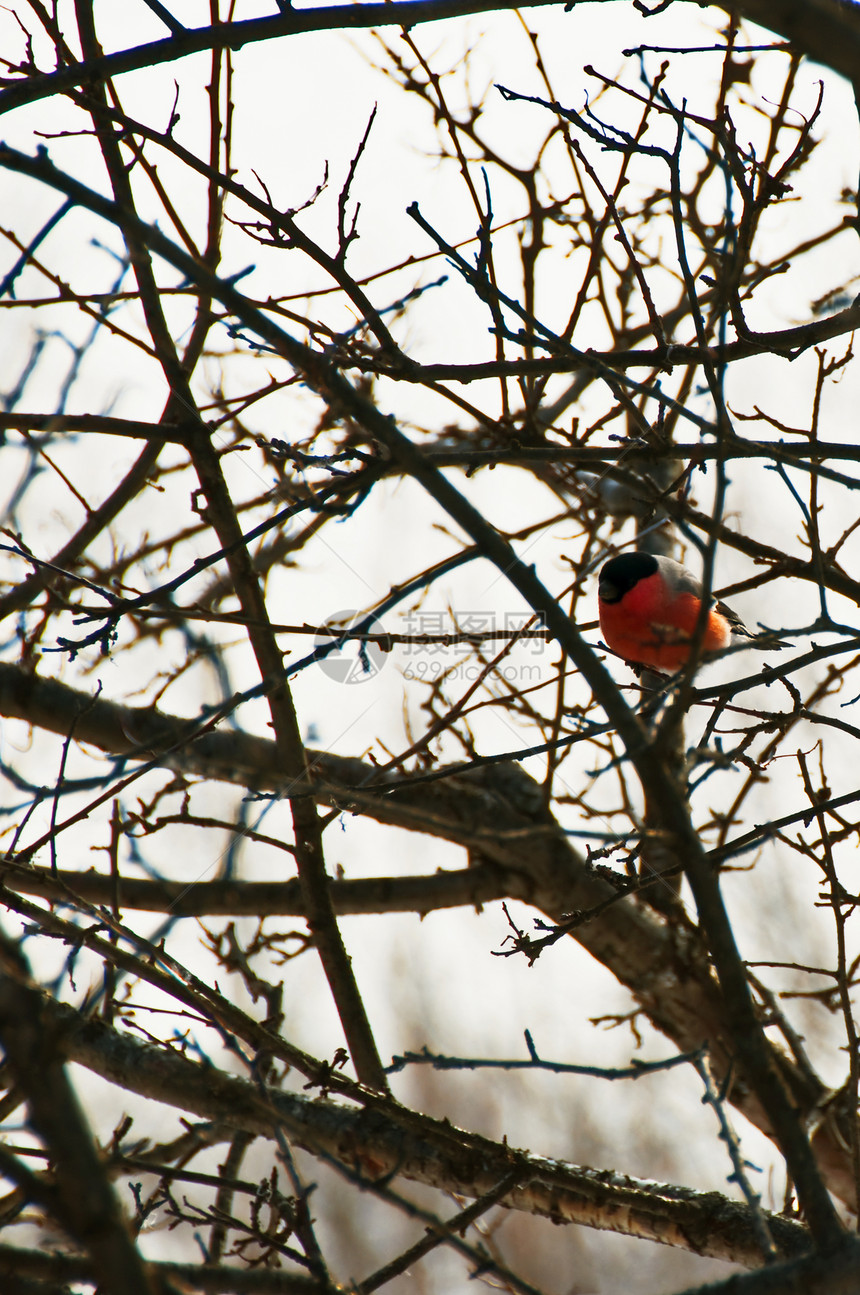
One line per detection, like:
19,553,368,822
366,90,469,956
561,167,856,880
599,577,618,602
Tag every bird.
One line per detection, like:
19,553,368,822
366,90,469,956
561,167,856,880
597,551,789,674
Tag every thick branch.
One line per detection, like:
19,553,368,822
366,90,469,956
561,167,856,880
45,995,813,1268
0,936,155,1295
0,662,848,1210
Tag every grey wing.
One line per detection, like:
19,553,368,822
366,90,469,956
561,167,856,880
656,555,703,599
658,556,763,640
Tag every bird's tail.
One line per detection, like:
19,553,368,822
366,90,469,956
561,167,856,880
736,629,791,650
716,599,790,650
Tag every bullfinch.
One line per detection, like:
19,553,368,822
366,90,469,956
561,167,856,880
597,551,789,674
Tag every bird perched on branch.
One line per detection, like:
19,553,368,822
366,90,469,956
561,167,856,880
597,551,790,674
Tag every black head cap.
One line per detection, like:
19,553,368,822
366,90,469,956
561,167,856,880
598,552,658,604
